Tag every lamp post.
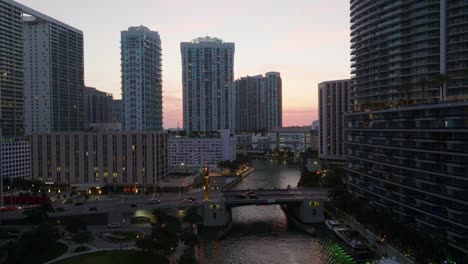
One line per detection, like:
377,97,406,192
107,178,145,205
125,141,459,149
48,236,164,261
203,166,210,202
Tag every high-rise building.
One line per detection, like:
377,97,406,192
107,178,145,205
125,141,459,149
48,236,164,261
318,79,350,165
0,0,24,138
181,37,235,134
83,86,113,128
347,0,468,255
235,72,282,133
235,75,264,133
121,26,163,132
264,72,282,132
22,5,84,134
112,99,122,124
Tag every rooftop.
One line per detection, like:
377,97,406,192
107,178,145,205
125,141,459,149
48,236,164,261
193,36,223,43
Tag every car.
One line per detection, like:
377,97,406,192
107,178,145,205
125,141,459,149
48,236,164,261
107,223,121,228
235,194,248,199
56,207,68,212
248,195,259,199
246,191,256,196
88,207,100,211
0,207,7,212
149,198,161,204
0,231,18,239
186,197,196,201
8,207,15,211
130,203,139,208
182,198,193,203
74,202,84,206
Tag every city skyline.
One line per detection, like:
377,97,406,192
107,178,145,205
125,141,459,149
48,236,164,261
15,0,351,128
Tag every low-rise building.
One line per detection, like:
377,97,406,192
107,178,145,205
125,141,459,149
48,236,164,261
1,140,31,180
29,132,167,193
235,134,270,151
270,126,318,152
168,129,236,172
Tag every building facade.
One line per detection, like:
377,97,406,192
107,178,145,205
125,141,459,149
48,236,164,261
264,72,282,132
83,86,113,129
121,26,163,131
235,75,264,133
348,0,468,255
112,99,122,124
22,6,84,134
270,126,317,152
235,72,282,133
1,140,31,180
181,37,235,134
29,132,168,192
345,101,468,254
318,79,351,165
168,129,236,171
0,0,24,138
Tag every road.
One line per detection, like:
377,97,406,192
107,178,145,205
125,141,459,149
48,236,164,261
0,188,327,219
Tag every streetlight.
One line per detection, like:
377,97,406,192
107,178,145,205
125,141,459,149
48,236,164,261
203,166,210,202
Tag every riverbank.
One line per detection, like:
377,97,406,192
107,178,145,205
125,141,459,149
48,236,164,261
221,166,255,190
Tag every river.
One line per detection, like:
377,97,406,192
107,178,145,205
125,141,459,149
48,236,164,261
198,159,329,264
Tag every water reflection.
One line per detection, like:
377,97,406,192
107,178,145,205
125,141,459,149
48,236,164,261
199,159,326,264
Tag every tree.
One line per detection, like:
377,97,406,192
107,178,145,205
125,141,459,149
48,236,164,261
23,202,54,229
136,235,158,253
177,253,198,264
432,73,450,100
65,218,87,233
399,83,413,104
180,228,199,250
4,223,62,264
72,231,94,244
418,78,427,103
183,207,202,225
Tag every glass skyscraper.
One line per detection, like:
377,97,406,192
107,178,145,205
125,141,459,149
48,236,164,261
0,0,24,138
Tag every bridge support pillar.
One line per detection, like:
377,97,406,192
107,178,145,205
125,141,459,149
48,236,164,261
292,199,325,223
203,201,230,227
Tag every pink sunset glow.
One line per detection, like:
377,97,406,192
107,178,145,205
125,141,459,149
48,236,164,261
17,0,350,128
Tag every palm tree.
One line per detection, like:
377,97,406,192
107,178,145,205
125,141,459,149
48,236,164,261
418,78,427,103
432,73,450,101
401,83,413,104
180,228,199,250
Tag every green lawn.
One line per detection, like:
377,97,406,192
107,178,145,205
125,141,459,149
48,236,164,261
47,242,69,261
54,250,169,264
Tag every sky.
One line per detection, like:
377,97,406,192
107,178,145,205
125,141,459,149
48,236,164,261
17,0,351,129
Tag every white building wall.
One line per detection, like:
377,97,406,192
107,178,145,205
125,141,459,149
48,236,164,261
23,20,51,134
168,131,236,172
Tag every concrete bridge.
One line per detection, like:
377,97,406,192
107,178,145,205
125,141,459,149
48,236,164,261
199,188,327,227
1,188,328,228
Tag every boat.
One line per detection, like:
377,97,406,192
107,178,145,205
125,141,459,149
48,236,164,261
332,227,373,262
325,219,341,231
